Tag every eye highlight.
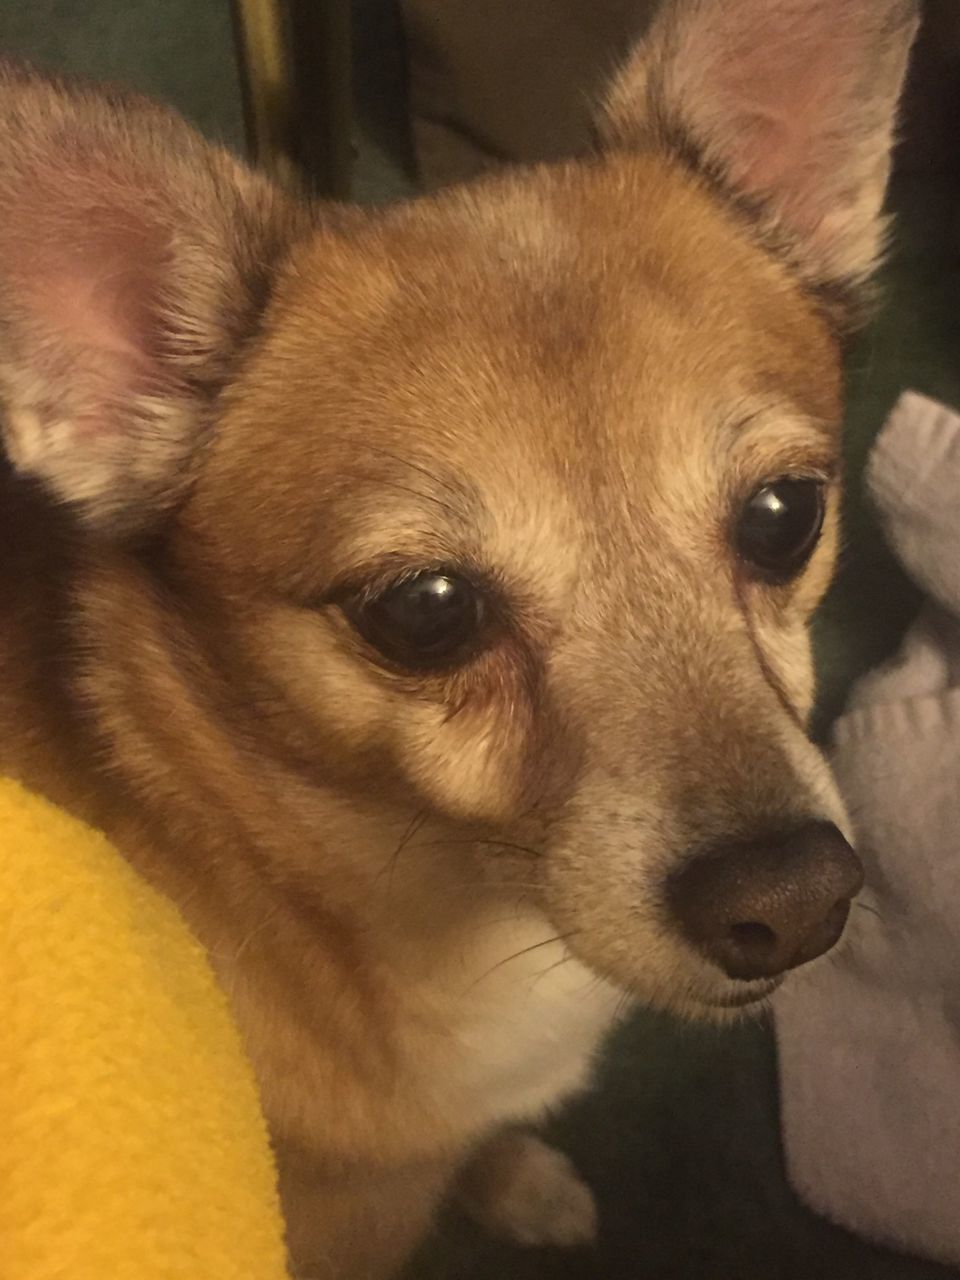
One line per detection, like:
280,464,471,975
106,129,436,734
343,570,487,671
735,478,826,582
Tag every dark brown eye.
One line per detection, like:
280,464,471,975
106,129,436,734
345,571,486,671
735,479,825,581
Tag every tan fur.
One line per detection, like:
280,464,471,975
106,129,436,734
0,6,918,1276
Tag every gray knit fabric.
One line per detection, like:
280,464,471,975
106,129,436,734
777,392,960,1268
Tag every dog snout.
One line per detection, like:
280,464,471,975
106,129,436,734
666,821,864,981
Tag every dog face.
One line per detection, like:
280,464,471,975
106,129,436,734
0,0,918,1017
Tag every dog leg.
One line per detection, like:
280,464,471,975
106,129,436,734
456,1128,597,1248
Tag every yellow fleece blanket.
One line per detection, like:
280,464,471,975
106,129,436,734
0,776,289,1279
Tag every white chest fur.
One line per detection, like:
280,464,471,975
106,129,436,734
425,914,621,1132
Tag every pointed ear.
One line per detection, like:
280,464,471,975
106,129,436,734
0,62,307,532
598,0,920,320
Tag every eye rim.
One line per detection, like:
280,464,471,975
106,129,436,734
338,565,494,674
734,475,828,585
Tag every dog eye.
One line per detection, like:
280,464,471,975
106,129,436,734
735,479,825,581
345,571,486,670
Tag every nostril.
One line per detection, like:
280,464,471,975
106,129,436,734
791,894,853,968
823,898,849,934
728,921,777,953
668,820,863,982
721,919,785,981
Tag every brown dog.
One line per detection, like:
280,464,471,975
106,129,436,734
0,1,918,1275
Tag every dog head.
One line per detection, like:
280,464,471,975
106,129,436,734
0,0,918,1016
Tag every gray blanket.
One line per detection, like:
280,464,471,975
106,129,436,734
777,392,960,1268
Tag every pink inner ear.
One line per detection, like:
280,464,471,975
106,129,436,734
48,252,149,366
1,172,166,439
676,0,889,235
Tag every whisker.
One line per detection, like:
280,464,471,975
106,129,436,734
377,809,430,888
436,877,544,894
420,837,544,859
208,906,285,1001
337,468,465,521
360,444,469,508
467,931,581,990
613,975,646,1022
581,973,613,1000
460,908,539,934
854,900,884,921
473,839,544,858
530,955,574,990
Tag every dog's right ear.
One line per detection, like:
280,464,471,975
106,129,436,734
0,62,307,533
598,0,920,325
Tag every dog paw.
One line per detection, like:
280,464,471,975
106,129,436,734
457,1131,597,1248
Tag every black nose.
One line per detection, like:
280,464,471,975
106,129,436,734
667,821,864,981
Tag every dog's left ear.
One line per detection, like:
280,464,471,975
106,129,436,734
599,0,920,319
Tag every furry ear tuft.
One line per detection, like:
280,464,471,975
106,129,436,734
0,61,305,531
598,0,921,320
